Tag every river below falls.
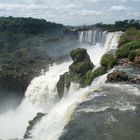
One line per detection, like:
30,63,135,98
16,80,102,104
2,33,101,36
60,82,140,140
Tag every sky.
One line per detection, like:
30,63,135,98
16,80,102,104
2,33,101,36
0,0,139,25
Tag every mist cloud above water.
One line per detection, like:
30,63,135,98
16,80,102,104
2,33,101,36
0,0,139,25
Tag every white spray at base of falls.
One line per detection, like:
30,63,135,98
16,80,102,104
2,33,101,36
0,62,72,140
0,99,42,140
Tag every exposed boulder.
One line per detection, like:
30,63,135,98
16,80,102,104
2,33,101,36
130,76,140,84
57,48,94,98
134,56,140,64
117,58,129,66
106,70,128,82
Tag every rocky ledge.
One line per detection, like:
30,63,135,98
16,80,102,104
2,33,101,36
24,112,45,139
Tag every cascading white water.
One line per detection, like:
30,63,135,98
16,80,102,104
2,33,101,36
25,61,72,111
29,74,109,140
104,31,123,52
0,29,122,140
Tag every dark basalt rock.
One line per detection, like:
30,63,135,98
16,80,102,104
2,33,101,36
24,112,45,139
106,70,129,82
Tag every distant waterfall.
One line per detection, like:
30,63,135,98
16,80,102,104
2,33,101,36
79,30,107,45
79,30,122,49
104,31,123,51
79,30,122,65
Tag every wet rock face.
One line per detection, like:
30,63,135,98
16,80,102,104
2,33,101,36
106,70,129,82
57,48,94,98
24,112,45,139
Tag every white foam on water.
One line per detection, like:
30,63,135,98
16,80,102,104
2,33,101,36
105,83,140,96
77,106,110,113
113,97,136,111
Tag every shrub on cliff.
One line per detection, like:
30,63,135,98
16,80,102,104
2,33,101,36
69,61,93,76
85,67,107,85
118,28,140,47
116,41,140,58
70,48,90,63
128,49,140,61
100,53,116,69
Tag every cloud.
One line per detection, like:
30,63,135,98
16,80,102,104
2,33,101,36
80,10,103,16
127,11,140,17
0,3,48,11
121,0,140,2
0,0,139,25
110,5,127,11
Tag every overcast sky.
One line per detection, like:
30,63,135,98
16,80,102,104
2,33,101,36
0,0,139,25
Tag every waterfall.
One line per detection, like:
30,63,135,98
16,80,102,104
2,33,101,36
0,30,122,140
79,30,122,66
104,31,123,52
79,30,122,50
27,31,121,140
79,30,108,45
